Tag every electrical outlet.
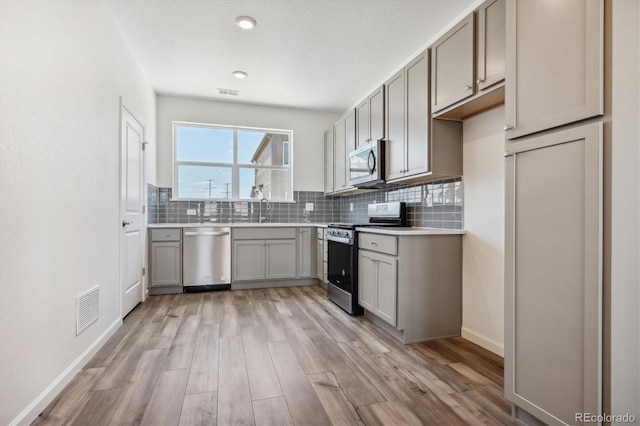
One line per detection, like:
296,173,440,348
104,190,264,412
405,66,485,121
187,209,197,216
350,203,353,212
305,202,314,211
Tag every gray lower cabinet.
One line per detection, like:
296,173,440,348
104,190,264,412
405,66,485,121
232,227,302,284
358,249,398,326
297,227,314,278
233,239,296,281
505,0,603,139
357,232,462,343
504,122,603,425
149,228,182,295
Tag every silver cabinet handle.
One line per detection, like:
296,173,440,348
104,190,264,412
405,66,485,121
504,152,514,158
122,220,132,227
165,233,171,237
176,244,180,248
370,241,378,245
504,125,514,131
476,79,485,84
465,85,473,91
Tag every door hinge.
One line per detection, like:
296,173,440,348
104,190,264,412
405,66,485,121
142,267,146,276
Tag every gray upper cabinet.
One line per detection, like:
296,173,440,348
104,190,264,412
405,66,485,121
386,50,462,183
333,109,356,192
356,85,385,147
431,0,505,120
385,69,406,181
477,0,505,91
405,50,429,177
324,127,334,194
333,118,347,191
504,122,603,425
431,13,475,113
505,0,603,140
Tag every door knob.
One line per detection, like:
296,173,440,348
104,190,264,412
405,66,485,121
465,85,473,91
122,220,132,227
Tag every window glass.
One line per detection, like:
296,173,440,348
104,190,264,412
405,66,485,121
173,122,292,201
176,126,233,163
177,165,232,199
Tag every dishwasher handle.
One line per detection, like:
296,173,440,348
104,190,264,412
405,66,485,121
184,231,230,237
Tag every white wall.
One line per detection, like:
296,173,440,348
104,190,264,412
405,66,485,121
461,106,505,356
0,1,155,425
610,0,640,420
156,96,339,192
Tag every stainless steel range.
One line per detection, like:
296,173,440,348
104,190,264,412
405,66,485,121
326,202,407,315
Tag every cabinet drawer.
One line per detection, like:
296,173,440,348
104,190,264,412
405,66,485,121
150,228,181,242
359,233,397,255
234,227,297,240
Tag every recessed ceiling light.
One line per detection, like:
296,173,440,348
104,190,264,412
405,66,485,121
232,70,248,79
235,16,257,30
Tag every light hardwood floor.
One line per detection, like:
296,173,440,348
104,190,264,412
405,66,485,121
32,285,510,425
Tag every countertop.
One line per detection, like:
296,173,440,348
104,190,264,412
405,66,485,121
355,227,465,236
148,222,464,235
148,222,329,229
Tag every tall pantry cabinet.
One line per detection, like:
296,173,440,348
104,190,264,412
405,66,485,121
503,1,604,425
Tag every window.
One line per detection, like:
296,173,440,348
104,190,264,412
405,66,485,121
173,122,293,201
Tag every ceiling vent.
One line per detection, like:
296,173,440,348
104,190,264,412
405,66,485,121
218,88,240,96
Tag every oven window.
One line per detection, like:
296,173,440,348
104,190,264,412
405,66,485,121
327,239,354,293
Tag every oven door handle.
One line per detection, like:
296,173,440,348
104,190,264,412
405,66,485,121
326,234,354,245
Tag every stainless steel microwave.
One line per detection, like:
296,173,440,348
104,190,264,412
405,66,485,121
348,139,385,188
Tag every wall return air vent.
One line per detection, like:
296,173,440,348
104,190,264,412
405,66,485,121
218,88,240,96
76,285,99,335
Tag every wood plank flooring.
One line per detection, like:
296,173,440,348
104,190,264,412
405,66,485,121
33,285,510,426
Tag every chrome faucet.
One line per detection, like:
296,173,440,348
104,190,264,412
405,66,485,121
259,197,270,223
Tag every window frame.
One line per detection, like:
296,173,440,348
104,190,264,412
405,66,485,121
172,121,294,201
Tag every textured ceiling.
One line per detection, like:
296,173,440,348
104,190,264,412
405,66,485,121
107,0,478,113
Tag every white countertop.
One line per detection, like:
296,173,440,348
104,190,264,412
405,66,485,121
355,227,465,236
148,222,329,229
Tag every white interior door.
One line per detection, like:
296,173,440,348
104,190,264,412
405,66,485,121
120,105,144,317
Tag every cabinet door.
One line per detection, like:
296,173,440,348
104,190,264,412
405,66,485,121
233,240,265,281
344,109,356,189
477,0,505,91
385,69,406,180
369,85,385,142
356,98,370,147
265,239,297,279
431,13,475,113
504,122,602,425
374,253,398,326
151,242,182,287
316,239,324,280
333,119,347,191
358,250,375,312
405,50,430,176
505,0,603,139
297,228,314,278
324,127,334,194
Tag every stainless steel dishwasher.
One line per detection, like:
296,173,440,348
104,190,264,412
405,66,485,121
183,227,231,292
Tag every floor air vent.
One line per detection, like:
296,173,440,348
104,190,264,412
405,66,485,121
77,286,99,335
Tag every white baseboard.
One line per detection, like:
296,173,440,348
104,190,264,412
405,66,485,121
10,318,123,426
461,326,504,357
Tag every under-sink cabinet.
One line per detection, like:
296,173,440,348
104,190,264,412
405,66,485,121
149,228,182,295
232,227,318,289
357,232,462,343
